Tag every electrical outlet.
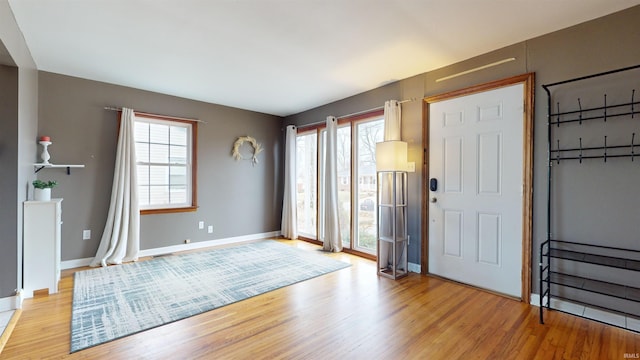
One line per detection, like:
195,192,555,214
198,221,204,229
407,162,416,172
207,225,213,233
184,239,191,244
83,230,91,240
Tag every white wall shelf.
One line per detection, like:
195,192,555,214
34,163,85,175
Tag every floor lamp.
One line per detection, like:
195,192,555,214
375,140,409,279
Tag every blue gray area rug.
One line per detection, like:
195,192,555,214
71,241,350,353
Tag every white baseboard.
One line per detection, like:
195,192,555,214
61,231,282,270
408,262,421,273
138,231,281,257
61,257,93,269
0,296,13,312
530,293,548,307
0,292,23,312
531,294,639,331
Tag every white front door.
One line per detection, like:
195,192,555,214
428,83,524,298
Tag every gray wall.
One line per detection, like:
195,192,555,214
0,0,38,300
286,5,640,291
38,72,283,261
0,65,19,298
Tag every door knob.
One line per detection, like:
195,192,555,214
430,197,437,203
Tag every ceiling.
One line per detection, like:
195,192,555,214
7,1,640,117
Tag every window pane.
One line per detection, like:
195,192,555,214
149,123,169,144
170,126,188,146
149,165,168,185
296,132,317,238
319,130,326,241
150,185,169,204
169,145,187,164
135,122,149,142
150,143,169,163
170,185,187,203
136,143,150,163
336,125,351,248
137,165,150,185
170,166,187,185
138,185,150,206
355,119,384,253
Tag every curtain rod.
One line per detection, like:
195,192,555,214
104,106,207,124
293,98,417,129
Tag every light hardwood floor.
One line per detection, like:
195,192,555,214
2,239,639,359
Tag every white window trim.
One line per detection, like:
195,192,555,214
134,114,195,212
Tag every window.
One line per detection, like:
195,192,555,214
354,118,384,252
296,131,317,238
295,110,384,256
134,113,197,214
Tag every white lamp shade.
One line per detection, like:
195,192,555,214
376,141,408,171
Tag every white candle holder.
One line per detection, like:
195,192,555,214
39,141,52,164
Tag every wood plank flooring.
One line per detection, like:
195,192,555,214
2,239,639,359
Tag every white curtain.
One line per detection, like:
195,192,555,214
379,100,406,270
281,125,298,239
384,100,401,141
322,116,342,252
90,108,140,267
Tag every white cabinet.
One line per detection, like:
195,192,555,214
23,199,62,298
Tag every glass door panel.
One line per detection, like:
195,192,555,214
336,126,351,248
354,119,384,253
296,132,317,238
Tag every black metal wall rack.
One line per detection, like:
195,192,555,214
540,64,640,330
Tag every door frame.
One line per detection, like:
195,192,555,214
421,73,534,303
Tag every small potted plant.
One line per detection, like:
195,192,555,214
33,180,57,201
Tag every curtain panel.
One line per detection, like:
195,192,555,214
281,125,298,239
90,107,140,267
379,100,406,269
322,116,342,252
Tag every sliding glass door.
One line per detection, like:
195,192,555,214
295,114,383,256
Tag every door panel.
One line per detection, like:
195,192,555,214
477,132,502,195
477,212,501,265
443,137,463,193
443,210,463,258
428,83,523,298
478,101,503,122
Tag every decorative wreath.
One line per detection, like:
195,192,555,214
232,136,264,165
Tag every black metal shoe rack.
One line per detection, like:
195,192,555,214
539,64,640,329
